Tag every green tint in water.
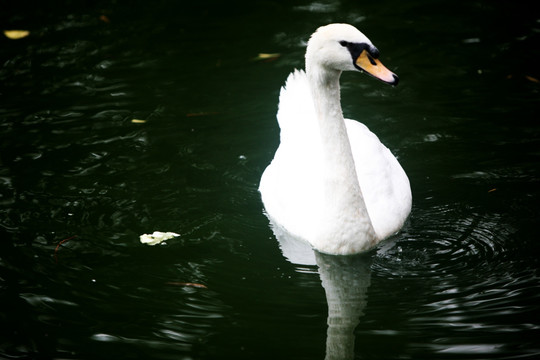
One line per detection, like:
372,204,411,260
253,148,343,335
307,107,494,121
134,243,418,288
1,1,539,359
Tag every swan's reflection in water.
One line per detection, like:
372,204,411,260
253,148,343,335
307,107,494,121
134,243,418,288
317,251,372,360
272,222,373,360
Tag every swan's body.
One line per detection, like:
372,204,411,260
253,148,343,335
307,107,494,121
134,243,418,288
259,24,411,255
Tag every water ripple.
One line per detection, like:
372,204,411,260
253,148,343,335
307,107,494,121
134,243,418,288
369,202,539,357
374,206,513,280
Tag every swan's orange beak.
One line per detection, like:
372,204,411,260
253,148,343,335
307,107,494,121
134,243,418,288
355,50,399,86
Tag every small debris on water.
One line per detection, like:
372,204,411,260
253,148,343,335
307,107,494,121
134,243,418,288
140,231,180,245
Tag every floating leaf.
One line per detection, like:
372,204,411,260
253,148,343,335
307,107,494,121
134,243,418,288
525,75,539,83
166,282,208,289
131,119,147,123
140,231,180,245
488,188,497,193
4,30,30,40
54,235,77,263
252,53,281,62
99,15,111,23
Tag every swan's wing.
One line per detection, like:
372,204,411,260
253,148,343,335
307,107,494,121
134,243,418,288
259,70,322,239
276,69,318,142
345,119,412,239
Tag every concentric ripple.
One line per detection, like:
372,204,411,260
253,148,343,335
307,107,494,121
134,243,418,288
374,204,514,280
368,203,539,358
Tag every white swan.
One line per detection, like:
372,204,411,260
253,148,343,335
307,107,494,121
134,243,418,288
259,23,412,255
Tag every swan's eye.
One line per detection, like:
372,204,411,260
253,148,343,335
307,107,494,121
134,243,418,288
339,40,349,47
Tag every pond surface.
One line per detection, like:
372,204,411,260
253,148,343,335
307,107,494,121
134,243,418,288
1,1,539,359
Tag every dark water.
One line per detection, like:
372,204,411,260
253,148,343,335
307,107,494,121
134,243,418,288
1,1,539,359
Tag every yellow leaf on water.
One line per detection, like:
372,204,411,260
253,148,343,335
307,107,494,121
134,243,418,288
99,15,111,23
525,75,539,83
4,30,30,40
131,119,147,123
252,53,281,62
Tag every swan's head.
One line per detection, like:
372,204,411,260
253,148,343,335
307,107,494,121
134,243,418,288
306,23,398,85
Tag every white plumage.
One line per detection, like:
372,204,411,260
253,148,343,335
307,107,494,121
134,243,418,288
259,24,411,255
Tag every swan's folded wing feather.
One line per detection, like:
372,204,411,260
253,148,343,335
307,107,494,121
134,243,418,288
345,119,412,239
260,70,323,239
276,69,317,140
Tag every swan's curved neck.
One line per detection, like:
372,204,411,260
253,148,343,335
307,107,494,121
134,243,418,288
307,66,349,166
307,63,377,251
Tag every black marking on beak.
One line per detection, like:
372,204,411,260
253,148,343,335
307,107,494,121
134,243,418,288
339,41,380,62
